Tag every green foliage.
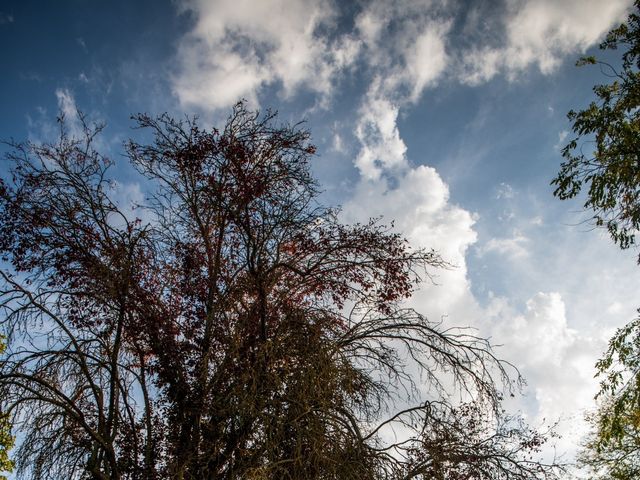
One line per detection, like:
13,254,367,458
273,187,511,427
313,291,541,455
0,415,14,480
579,317,640,479
552,1,640,256
0,336,14,480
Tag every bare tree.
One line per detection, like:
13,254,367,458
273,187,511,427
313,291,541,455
0,103,563,479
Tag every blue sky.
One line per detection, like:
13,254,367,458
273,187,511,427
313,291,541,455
2,0,639,468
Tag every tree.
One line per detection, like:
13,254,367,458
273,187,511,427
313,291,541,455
0,335,14,480
577,317,640,479
552,2,640,478
552,1,640,255
0,103,562,479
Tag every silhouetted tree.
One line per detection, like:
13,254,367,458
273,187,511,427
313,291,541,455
0,103,562,479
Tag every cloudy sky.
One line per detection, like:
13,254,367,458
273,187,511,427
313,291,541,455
1,0,639,469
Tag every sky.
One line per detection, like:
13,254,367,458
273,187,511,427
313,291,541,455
1,0,639,472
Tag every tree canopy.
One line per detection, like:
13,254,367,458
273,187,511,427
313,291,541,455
552,2,640,478
578,318,640,479
0,103,562,479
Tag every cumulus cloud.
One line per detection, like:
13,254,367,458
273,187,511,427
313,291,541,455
500,293,576,368
485,292,605,455
343,161,478,319
459,0,631,83
342,148,618,461
344,122,599,459
172,0,630,111
345,165,476,257
173,0,360,111
353,0,451,101
174,40,271,110
171,0,456,111
354,88,408,180
405,22,450,100
478,230,529,259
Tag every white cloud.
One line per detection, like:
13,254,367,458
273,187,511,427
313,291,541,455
460,0,632,83
558,130,568,143
331,132,344,154
506,0,629,72
607,301,624,315
53,89,105,147
496,182,515,199
343,159,478,320
404,20,451,101
500,293,576,368
27,89,84,143
354,88,408,180
173,40,271,110
172,0,631,111
478,230,529,259
345,165,476,256
172,0,457,112
485,292,606,457
108,181,154,226
173,0,360,111
56,88,78,121
354,0,451,101
555,129,569,150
